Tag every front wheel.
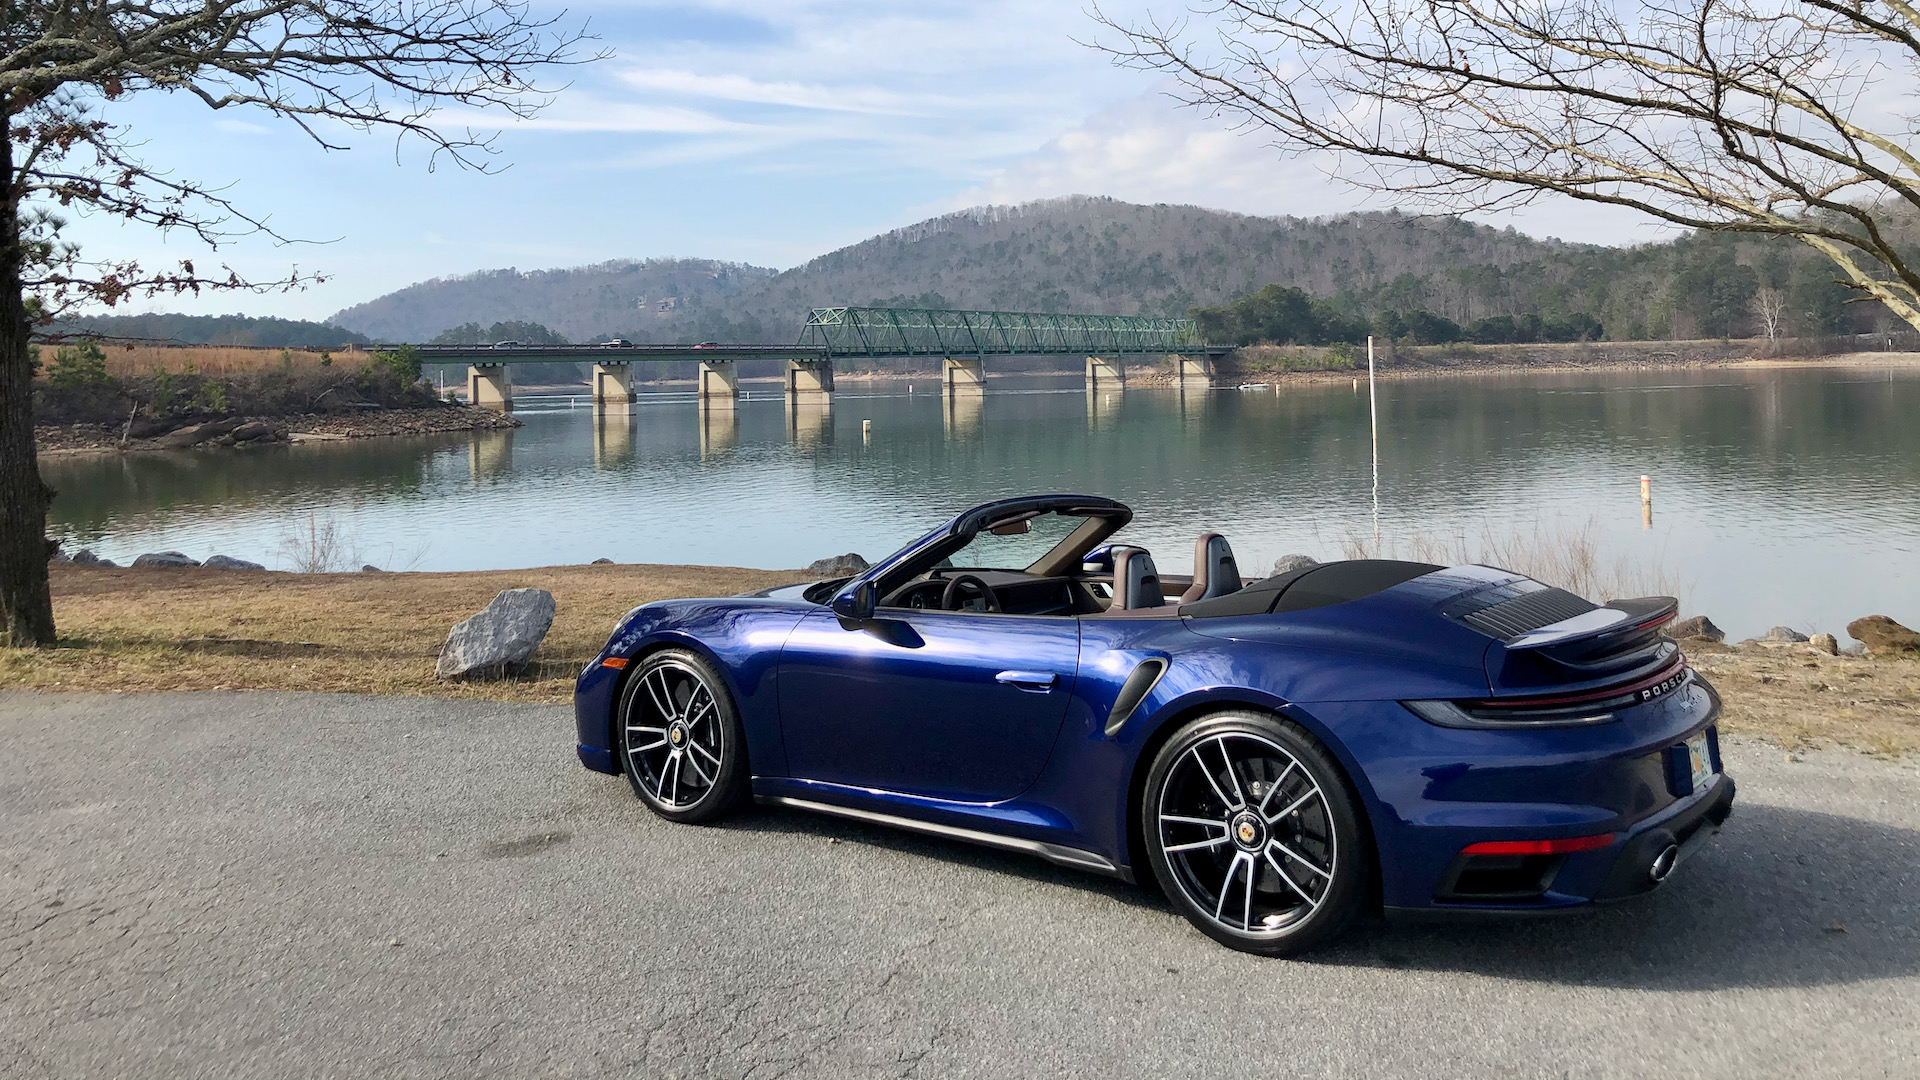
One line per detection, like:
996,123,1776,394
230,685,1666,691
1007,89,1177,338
1142,710,1369,956
618,649,748,823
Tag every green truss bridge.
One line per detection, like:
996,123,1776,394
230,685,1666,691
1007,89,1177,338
403,305,1229,409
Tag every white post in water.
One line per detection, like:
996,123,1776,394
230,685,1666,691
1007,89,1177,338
1368,336,1380,545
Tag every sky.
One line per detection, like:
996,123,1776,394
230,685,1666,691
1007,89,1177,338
66,1,1671,323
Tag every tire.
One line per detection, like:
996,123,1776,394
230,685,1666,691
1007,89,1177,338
1141,710,1369,956
617,649,749,823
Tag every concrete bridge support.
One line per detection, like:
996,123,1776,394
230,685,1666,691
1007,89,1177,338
786,359,834,404
698,360,740,408
944,392,983,441
1175,354,1215,387
942,356,986,396
700,408,737,459
591,362,634,406
467,364,512,410
593,409,633,468
1085,355,1126,391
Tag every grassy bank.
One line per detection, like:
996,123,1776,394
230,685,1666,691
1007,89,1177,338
1,563,810,703
3,564,1916,754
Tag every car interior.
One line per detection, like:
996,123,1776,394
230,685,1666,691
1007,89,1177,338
870,508,1249,618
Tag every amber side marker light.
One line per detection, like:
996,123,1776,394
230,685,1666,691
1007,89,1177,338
1461,833,1615,856
600,657,629,670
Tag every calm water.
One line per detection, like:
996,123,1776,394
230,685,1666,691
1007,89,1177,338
43,365,1920,640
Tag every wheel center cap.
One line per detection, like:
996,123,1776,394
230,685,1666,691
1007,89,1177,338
1230,812,1266,851
668,723,686,748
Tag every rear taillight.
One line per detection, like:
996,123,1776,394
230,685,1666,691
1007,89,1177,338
1461,833,1615,856
1406,656,1690,729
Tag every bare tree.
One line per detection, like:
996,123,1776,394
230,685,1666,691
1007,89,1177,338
1751,285,1787,340
1093,1,1920,327
2,1,596,646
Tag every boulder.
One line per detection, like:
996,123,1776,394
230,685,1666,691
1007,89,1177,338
230,421,278,442
591,558,615,565
69,549,115,567
435,588,556,680
1764,626,1809,644
807,553,870,576
1271,554,1320,577
1846,615,1920,657
1665,615,1725,643
1809,633,1839,656
131,551,200,568
202,555,265,570
361,564,386,573
153,418,244,449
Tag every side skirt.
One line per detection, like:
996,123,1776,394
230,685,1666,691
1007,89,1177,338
756,794,1128,881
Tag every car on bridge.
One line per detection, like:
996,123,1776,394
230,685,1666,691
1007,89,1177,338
573,495,1734,956
600,339,633,347
491,340,521,348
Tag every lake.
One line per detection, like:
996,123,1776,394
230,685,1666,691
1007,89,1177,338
42,362,1920,641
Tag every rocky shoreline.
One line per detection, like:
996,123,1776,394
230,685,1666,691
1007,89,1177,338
36,405,521,455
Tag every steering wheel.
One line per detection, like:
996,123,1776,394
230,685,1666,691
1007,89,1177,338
940,573,1002,613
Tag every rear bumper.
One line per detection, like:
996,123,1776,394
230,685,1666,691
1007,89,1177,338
1384,771,1735,921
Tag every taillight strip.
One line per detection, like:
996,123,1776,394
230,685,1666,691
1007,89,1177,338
1469,654,1687,710
1462,833,1615,856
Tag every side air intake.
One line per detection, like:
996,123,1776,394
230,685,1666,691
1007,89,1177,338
1104,658,1167,736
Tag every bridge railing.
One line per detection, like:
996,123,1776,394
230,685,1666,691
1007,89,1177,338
802,307,1202,358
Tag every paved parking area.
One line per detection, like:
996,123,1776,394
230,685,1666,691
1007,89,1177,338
2,690,1916,1078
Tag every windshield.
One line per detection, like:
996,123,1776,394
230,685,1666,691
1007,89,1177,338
939,511,1094,572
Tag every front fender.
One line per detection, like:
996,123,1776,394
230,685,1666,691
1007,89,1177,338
573,598,811,778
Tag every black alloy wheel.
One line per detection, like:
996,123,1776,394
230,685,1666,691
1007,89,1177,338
1142,710,1369,956
618,649,748,823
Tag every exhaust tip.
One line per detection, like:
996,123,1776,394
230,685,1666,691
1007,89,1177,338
1648,844,1680,882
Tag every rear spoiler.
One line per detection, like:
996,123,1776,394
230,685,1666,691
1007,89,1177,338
1503,596,1678,673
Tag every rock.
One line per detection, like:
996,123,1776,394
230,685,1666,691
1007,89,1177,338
1665,614,1725,643
1764,626,1810,643
435,588,556,680
202,555,265,570
152,418,244,449
68,549,115,567
52,547,71,563
1809,633,1839,656
1846,615,1920,657
591,558,615,565
230,421,277,442
131,551,200,568
361,565,386,573
1842,642,1868,657
1271,554,1320,577
807,553,870,576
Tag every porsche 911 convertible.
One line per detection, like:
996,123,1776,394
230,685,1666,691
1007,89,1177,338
574,495,1734,955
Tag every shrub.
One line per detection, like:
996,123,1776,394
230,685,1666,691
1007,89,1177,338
46,342,110,388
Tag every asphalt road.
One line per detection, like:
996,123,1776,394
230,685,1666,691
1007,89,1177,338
2,690,1916,1079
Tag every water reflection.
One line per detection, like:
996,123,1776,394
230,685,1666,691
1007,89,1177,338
40,365,1920,638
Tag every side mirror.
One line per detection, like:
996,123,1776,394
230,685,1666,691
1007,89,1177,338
830,579,878,626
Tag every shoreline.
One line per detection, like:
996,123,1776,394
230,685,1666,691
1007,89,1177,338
36,404,520,457
4,562,1915,755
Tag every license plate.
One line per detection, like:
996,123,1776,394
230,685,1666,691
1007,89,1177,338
1686,730,1715,792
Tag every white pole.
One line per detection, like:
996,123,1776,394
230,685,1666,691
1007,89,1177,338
1368,336,1379,546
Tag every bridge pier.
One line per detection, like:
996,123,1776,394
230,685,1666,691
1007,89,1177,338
944,392,983,441
785,359,834,404
698,360,740,408
467,363,512,410
942,356,986,396
1175,354,1215,388
593,408,633,467
1085,355,1126,391
700,407,737,459
591,362,634,406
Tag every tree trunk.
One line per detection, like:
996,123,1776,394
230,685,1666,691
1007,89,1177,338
0,130,56,647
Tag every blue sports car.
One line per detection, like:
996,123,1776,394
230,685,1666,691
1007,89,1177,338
574,495,1734,956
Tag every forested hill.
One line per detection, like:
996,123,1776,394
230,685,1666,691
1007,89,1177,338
327,258,777,344
321,195,1871,345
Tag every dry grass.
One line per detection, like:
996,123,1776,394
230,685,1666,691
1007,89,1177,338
1687,645,1920,757
0,563,811,703
1341,516,1687,604
91,344,353,377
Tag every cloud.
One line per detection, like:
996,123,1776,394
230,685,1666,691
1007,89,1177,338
950,92,1675,244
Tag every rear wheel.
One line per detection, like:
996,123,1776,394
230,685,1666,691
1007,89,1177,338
619,649,747,823
1142,710,1368,956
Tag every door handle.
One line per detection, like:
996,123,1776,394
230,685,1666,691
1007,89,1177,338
996,671,1057,693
